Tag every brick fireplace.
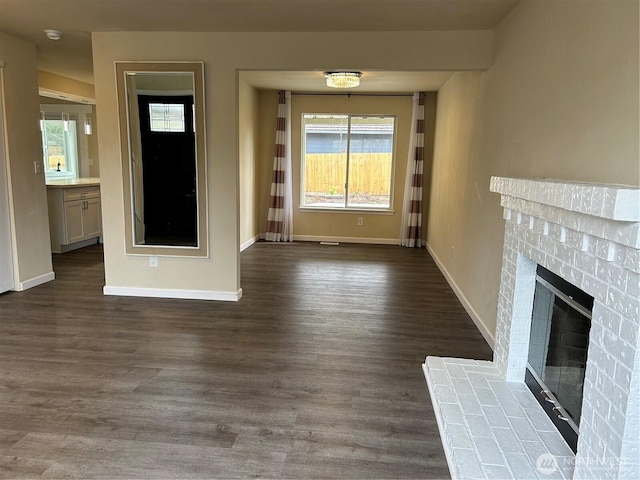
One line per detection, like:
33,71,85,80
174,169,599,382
423,177,639,479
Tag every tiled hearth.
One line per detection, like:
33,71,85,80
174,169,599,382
423,178,639,479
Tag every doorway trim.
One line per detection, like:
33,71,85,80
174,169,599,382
0,62,16,293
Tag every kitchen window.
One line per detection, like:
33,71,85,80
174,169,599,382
301,114,396,210
41,116,79,180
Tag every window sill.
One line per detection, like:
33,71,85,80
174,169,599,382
45,173,78,181
299,207,395,215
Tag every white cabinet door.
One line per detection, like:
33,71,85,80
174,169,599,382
64,200,85,244
83,198,101,239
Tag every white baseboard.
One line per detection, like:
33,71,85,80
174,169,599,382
59,237,99,253
426,243,495,350
103,285,243,302
240,235,259,252
293,235,400,245
16,271,55,291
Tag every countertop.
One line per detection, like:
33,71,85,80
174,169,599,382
46,177,101,188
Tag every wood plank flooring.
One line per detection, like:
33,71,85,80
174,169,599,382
0,241,492,479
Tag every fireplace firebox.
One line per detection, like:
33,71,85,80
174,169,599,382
526,265,594,453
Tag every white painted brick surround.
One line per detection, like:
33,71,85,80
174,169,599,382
423,356,575,479
424,178,639,479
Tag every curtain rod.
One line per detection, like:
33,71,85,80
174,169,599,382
290,92,414,97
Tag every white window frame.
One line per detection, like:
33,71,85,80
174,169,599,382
41,115,79,180
40,104,92,180
148,102,187,132
300,113,397,212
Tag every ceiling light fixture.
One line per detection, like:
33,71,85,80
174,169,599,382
325,71,361,89
44,29,63,41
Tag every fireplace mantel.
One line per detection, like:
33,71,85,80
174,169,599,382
423,177,639,479
491,177,640,223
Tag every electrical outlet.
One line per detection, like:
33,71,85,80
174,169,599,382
149,256,158,268
88,158,94,166
357,217,364,226
34,161,42,174
450,246,455,258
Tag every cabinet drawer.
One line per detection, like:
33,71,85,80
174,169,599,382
63,187,100,202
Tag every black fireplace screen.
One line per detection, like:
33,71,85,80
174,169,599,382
527,265,594,452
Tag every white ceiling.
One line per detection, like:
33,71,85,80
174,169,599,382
0,0,519,89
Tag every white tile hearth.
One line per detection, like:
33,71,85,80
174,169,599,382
424,178,639,480
423,357,574,479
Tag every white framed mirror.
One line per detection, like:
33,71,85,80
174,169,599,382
116,62,207,257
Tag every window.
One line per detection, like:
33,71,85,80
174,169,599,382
301,114,395,209
41,118,79,179
148,103,186,132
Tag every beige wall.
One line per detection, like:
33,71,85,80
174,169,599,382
38,70,95,101
257,90,279,243
0,32,53,288
239,79,260,248
87,104,100,177
92,30,492,297
428,0,639,344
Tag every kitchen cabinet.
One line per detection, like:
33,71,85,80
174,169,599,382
47,181,101,253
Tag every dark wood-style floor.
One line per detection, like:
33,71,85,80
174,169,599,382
0,241,492,479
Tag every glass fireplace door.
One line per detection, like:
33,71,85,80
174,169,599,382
527,266,593,452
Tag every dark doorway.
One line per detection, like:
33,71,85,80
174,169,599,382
137,94,197,246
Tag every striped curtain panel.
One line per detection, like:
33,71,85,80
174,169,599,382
265,90,293,242
400,92,426,247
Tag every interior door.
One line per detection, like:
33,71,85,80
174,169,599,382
0,77,15,294
137,94,197,246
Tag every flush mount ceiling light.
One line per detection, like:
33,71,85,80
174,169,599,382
325,71,362,89
44,29,63,41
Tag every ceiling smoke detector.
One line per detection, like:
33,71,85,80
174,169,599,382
44,30,63,41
